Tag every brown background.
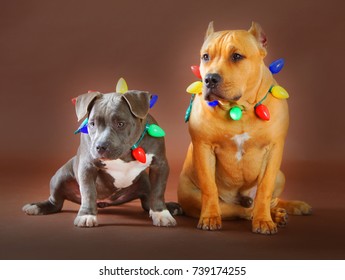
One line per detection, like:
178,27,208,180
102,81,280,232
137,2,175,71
1,0,345,260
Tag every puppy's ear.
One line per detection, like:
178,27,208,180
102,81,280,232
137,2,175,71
249,22,268,54
75,91,102,121
122,90,150,119
205,21,214,40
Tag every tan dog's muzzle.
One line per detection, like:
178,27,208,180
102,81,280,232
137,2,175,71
204,73,221,89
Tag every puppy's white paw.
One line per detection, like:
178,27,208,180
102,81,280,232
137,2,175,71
74,215,98,227
22,204,41,215
149,209,177,227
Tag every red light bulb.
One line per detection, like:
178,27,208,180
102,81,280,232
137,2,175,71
255,104,270,121
132,147,146,163
71,97,77,105
191,65,202,79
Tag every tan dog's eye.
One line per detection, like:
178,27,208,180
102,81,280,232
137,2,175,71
202,53,210,62
231,53,244,62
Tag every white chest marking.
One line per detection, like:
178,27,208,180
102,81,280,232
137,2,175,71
102,154,153,188
232,133,250,161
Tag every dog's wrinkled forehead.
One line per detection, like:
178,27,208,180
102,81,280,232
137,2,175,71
92,93,127,118
201,30,260,57
93,90,150,120
200,22,268,60
98,92,124,109
75,90,151,121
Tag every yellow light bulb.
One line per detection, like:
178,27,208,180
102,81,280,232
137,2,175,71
186,81,203,94
116,77,128,94
270,85,289,99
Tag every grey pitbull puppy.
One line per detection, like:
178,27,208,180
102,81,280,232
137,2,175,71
23,90,181,227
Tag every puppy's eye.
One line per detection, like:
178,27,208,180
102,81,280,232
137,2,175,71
116,121,125,128
202,53,210,62
89,121,95,128
231,53,244,62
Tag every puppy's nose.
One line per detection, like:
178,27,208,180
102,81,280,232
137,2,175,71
96,142,109,154
204,73,221,89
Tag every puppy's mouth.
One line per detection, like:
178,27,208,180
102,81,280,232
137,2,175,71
91,147,125,161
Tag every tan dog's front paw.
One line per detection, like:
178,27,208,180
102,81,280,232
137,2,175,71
197,216,222,231
74,215,98,227
252,220,277,235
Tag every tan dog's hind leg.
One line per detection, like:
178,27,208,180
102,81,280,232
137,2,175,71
178,174,202,219
271,170,312,216
178,173,252,222
270,207,288,227
276,199,312,215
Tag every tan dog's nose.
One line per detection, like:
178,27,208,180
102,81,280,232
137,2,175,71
204,73,221,89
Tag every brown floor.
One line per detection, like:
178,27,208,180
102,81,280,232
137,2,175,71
1,159,344,260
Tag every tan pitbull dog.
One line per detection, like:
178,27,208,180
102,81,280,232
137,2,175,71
178,22,311,234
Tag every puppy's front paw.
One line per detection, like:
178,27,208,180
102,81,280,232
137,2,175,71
252,219,277,235
149,209,177,227
74,215,98,227
197,215,222,231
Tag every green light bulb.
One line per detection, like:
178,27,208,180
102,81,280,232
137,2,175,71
229,106,242,121
147,124,165,137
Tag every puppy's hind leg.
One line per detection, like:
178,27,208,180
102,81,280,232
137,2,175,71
23,158,76,215
136,172,151,212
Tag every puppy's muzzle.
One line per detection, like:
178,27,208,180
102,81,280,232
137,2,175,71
93,140,125,160
204,73,221,89
96,141,110,156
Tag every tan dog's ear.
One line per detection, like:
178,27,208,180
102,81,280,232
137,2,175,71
122,90,151,119
75,91,102,121
205,21,214,40
249,22,268,52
